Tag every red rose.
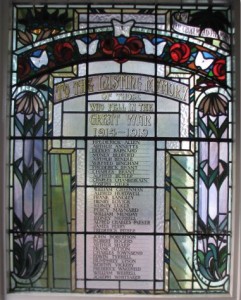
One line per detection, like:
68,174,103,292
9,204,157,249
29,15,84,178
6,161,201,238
213,59,225,81
18,57,31,79
170,43,190,63
54,42,74,62
126,37,143,55
113,44,130,63
101,37,118,55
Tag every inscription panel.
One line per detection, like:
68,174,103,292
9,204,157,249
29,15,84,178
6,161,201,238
54,74,189,103
85,83,158,285
88,101,155,112
87,235,154,280
87,140,155,186
88,93,154,101
87,187,154,232
88,113,154,137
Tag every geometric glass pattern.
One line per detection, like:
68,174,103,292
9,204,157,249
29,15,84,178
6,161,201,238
10,3,232,294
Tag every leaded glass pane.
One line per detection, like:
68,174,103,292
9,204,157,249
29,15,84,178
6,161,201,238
10,3,232,295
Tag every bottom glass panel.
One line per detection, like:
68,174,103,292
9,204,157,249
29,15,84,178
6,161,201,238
10,233,230,294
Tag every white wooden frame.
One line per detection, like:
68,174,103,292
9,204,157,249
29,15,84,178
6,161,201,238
0,0,240,299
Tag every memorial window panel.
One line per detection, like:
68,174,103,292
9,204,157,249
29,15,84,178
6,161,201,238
10,3,232,295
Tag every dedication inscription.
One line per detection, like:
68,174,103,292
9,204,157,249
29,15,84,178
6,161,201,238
87,235,154,280
86,138,156,282
86,136,156,282
53,74,174,286
87,187,154,232
87,140,154,186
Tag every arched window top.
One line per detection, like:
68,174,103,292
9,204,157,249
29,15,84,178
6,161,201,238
14,4,231,86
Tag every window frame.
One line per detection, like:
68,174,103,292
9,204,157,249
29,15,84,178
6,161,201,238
0,0,241,299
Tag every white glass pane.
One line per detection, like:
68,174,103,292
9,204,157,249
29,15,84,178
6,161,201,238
156,235,164,280
87,187,154,232
122,61,155,75
63,113,85,136
86,280,119,289
157,114,179,137
76,234,85,279
76,150,85,186
87,140,155,186
62,139,76,148
89,61,120,75
156,189,165,233
88,101,155,112
53,103,62,136
63,96,86,112
77,187,85,231
156,150,165,187
157,97,179,112
87,234,154,280
78,63,86,76
90,14,121,23
120,281,154,290
88,113,154,137
166,141,180,149
180,103,189,137
123,14,155,24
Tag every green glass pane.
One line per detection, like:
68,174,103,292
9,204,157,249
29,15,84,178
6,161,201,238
53,234,71,283
50,155,62,186
170,237,192,281
51,187,68,231
61,154,70,174
171,157,194,187
171,187,194,233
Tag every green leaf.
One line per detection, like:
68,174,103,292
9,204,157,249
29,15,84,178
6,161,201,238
34,215,44,231
33,117,45,136
208,166,219,186
199,264,213,281
215,160,228,189
197,250,205,265
208,243,218,261
219,217,228,233
208,117,228,139
208,118,218,137
207,217,217,232
198,117,208,137
14,116,24,135
199,160,209,187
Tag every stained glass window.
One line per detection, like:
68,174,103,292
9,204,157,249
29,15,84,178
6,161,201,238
9,3,233,295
